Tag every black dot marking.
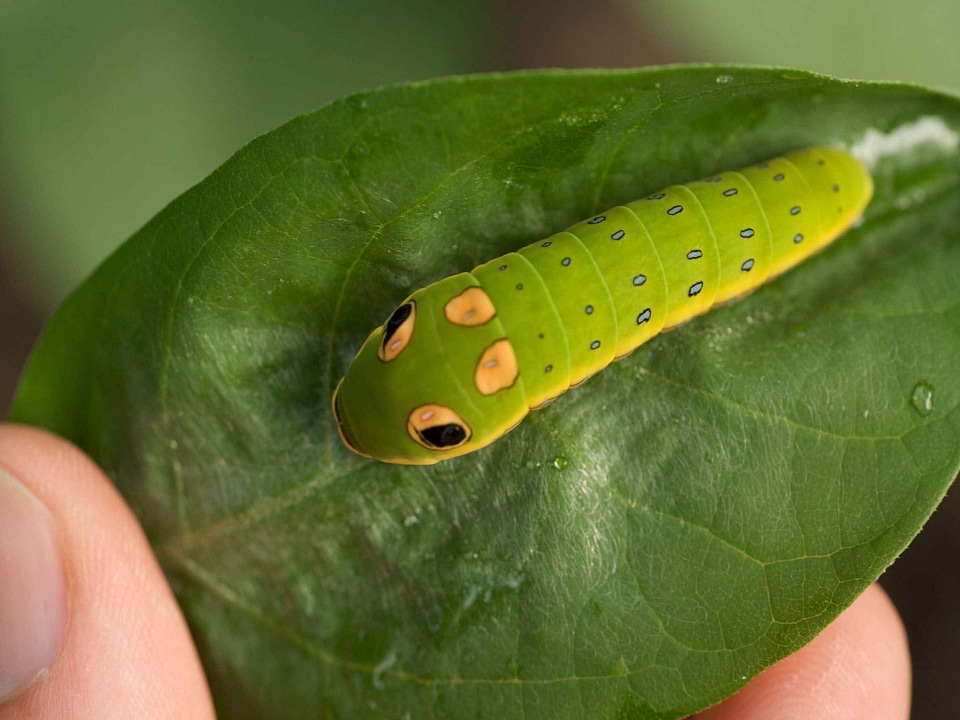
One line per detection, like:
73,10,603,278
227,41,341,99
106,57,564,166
420,423,467,449
516,283,524,291
632,274,647,286
706,176,721,182
794,233,803,243
588,216,606,224
740,228,755,238
590,340,601,350
538,333,544,339
833,184,840,192
741,258,755,271
636,308,652,325
774,173,785,181
561,257,571,267
667,205,683,216
542,241,552,247
611,229,625,241
384,303,412,345
689,281,704,297
757,162,769,169
585,305,594,315
499,264,507,271
648,193,665,200
790,206,801,215
687,249,703,260
545,364,553,373
817,159,825,165
723,188,738,197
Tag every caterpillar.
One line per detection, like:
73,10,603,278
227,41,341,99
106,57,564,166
333,147,872,465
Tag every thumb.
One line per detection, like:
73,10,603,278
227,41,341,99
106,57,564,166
0,424,214,719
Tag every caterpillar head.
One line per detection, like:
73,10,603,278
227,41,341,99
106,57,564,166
332,273,528,465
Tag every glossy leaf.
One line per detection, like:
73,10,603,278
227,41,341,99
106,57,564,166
12,67,960,719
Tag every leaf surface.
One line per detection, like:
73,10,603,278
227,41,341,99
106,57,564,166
13,66,960,719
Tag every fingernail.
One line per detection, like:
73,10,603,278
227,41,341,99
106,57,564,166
0,468,67,703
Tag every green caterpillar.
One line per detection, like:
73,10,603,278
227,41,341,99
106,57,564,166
333,147,873,465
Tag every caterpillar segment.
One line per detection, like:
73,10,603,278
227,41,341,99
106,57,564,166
333,147,872,464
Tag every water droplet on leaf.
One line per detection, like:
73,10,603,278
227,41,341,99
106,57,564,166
911,381,935,416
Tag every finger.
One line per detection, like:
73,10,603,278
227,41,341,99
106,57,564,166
695,582,910,719
0,424,215,719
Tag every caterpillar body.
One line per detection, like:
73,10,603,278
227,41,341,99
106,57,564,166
333,147,872,465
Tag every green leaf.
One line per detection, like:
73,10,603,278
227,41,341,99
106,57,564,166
12,66,960,719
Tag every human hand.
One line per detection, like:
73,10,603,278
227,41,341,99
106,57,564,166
0,424,214,719
692,560,911,718
0,424,910,719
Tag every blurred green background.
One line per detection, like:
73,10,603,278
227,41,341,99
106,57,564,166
2,1,957,717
